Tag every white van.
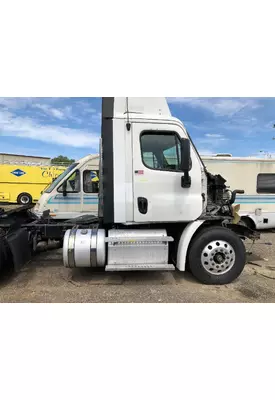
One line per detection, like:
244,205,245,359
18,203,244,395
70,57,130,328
33,154,99,220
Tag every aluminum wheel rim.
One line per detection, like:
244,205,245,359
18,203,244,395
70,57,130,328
201,240,236,275
20,196,30,204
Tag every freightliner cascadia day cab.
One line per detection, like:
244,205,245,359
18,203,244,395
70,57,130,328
60,97,252,285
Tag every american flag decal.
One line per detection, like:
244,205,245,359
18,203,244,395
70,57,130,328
135,170,144,175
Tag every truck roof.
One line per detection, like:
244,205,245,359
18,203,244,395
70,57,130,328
105,97,172,119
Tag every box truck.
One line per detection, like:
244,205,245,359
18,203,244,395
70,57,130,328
0,164,66,205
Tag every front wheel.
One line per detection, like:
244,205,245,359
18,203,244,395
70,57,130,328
188,226,246,285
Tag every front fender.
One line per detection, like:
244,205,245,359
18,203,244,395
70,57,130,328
176,220,206,271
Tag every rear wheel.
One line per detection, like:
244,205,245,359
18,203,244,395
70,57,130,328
188,226,246,285
17,193,32,205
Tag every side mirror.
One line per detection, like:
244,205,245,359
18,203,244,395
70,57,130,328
180,138,191,171
62,181,67,197
180,138,192,188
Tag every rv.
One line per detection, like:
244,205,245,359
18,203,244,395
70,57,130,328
0,164,66,205
203,155,275,230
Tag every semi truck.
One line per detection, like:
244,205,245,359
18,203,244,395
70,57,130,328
0,163,66,205
0,97,259,285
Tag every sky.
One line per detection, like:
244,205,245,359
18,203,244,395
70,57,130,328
0,97,274,160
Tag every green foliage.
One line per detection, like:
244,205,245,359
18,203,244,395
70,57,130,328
51,155,75,166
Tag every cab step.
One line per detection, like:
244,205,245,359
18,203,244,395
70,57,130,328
105,264,175,272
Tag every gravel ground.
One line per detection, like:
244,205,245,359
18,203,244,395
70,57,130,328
0,231,275,303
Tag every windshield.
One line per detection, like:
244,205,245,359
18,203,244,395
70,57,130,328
44,163,79,193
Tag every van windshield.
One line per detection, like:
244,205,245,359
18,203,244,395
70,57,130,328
44,163,79,193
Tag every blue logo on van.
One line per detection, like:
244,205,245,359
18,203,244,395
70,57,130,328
11,169,26,177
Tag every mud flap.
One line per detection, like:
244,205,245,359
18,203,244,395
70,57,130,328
6,229,32,271
0,237,9,272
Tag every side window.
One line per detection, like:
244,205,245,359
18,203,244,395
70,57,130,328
57,170,80,193
257,173,275,193
140,132,181,171
83,170,99,193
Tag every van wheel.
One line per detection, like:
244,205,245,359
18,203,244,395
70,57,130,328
188,226,246,285
239,217,255,230
17,193,32,205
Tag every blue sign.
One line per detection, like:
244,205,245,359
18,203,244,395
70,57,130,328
11,169,26,177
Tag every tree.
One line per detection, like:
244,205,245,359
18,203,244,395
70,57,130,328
51,155,75,166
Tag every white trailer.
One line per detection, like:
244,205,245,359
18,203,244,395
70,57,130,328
203,155,275,230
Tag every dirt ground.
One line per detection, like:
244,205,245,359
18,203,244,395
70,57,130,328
0,230,275,303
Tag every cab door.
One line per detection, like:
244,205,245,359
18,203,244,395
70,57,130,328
132,122,203,223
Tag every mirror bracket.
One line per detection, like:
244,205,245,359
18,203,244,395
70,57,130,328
181,173,191,188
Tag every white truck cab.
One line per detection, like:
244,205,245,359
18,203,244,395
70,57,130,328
33,154,99,220
61,97,251,285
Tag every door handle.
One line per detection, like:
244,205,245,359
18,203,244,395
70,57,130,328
138,197,148,214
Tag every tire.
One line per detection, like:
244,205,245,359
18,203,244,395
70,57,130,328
188,226,246,285
17,193,32,205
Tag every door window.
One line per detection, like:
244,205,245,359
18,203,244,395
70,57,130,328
57,170,80,193
83,170,99,193
140,132,181,171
